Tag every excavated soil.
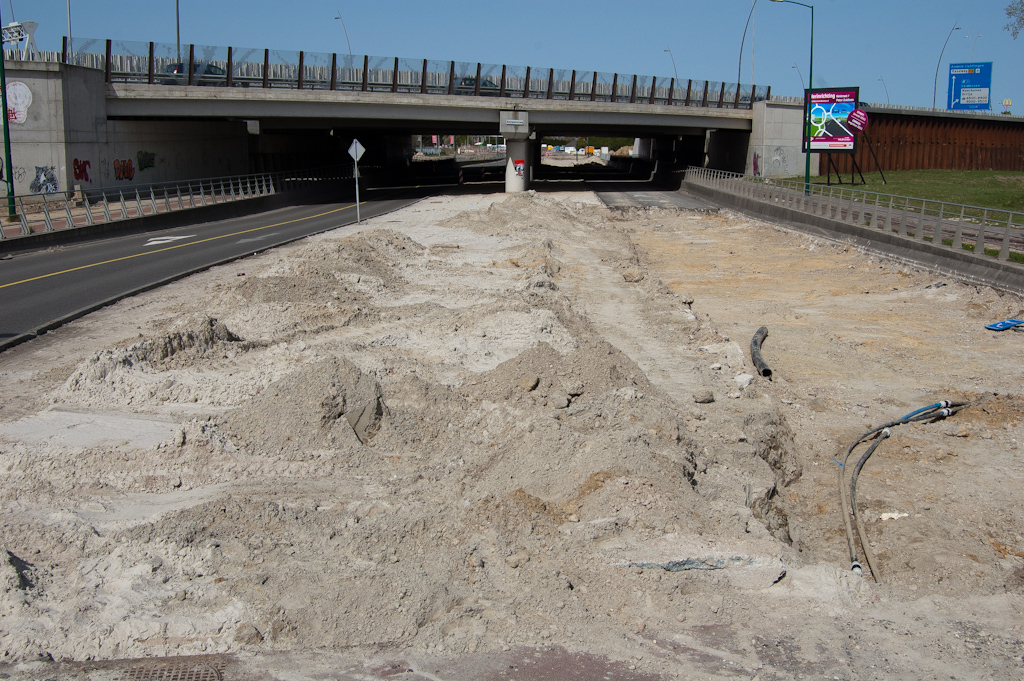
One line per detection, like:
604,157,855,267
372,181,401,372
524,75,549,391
1,190,1023,680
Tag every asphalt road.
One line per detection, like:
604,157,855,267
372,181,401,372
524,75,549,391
0,187,430,351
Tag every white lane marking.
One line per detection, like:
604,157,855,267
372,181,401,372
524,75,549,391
144,235,196,247
238,232,280,244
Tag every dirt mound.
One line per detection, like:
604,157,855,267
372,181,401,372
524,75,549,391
222,355,384,456
1,190,1023,680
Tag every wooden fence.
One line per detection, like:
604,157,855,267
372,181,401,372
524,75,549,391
823,112,1024,174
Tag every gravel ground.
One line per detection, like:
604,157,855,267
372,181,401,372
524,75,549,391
1,189,1022,680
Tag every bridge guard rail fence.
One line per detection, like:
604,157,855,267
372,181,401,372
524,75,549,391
4,40,771,110
683,167,1024,266
2,167,352,241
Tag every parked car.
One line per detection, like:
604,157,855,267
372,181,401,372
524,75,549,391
159,61,227,86
454,76,500,96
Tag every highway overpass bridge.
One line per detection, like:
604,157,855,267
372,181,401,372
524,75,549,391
8,39,770,196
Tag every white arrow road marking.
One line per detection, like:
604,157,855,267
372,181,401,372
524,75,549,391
145,235,196,247
238,232,280,244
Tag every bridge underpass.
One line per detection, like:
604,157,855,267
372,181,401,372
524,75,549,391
105,83,756,192
9,55,761,202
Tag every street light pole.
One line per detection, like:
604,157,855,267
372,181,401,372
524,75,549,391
175,0,181,63
792,63,804,90
770,0,813,194
0,3,16,218
933,22,960,110
878,76,890,106
66,0,73,58
664,47,678,82
334,12,353,55
738,0,758,88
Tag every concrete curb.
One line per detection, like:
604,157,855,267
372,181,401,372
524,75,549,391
683,181,1024,295
0,185,346,255
0,190,422,354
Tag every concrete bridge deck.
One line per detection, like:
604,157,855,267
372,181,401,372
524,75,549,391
107,83,755,136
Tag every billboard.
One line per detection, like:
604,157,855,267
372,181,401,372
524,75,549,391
804,88,859,153
948,62,992,111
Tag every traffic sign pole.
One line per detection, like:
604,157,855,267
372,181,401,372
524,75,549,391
348,139,366,224
354,160,360,224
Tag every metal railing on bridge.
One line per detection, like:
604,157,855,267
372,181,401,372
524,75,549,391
684,167,1024,265
1,167,350,241
9,40,770,110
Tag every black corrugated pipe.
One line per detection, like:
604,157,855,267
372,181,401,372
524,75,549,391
750,326,772,379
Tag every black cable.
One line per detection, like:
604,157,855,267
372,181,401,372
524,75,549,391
750,326,772,379
850,429,890,582
838,401,968,579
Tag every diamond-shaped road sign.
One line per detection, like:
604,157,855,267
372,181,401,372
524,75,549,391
348,139,365,162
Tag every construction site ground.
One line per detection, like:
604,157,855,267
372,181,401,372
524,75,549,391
1,187,1023,680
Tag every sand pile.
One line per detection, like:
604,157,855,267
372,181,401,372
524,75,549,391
1,190,1022,680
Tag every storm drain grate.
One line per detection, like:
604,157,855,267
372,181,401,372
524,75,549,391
118,660,225,681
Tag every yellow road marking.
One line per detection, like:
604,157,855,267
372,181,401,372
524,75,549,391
0,202,358,290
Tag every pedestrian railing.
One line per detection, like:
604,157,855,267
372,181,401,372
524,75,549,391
8,40,770,111
684,167,1024,264
2,167,350,241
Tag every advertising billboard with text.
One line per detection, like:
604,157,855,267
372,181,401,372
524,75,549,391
804,88,859,153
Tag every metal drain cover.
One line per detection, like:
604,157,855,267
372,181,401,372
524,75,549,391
119,659,225,681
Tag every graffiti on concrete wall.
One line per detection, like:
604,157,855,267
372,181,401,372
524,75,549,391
770,146,790,174
113,158,136,181
12,166,26,183
29,165,59,194
6,82,32,124
136,151,156,172
73,159,92,182
753,146,795,177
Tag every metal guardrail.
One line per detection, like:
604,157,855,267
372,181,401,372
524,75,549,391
2,167,350,241
9,40,770,110
684,167,1024,264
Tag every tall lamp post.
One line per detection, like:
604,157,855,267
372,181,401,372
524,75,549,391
664,47,678,82
878,76,890,106
770,0,814,194
933,23,960,110
0,4,16,218
334,12,353,55
175,0,181,63
66,0,73,57
738,0,758,89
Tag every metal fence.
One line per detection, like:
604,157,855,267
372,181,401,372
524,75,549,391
9,39,770,110
2,167,350,241
684,167,1024,264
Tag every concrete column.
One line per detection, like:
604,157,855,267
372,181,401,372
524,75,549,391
500,110,531,193
505,139,529,193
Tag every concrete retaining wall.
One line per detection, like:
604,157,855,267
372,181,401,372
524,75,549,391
6,61,250,200
746,100,813,179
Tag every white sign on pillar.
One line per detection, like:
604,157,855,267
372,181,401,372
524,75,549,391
348,139,366,223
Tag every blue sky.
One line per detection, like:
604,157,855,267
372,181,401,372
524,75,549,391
15,1,1024,111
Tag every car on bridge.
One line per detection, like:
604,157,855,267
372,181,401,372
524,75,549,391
455,76,500,96
159,62,228,86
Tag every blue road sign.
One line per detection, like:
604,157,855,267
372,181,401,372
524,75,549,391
948,62,992,111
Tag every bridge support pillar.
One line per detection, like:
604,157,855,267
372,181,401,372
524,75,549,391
500,110,532,193
505,139,531,193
